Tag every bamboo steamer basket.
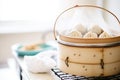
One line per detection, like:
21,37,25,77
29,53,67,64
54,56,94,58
53,5,120,77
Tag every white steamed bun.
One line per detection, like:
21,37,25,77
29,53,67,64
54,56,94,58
89,25,103,35
83,31,98,38
74,24,87,34
66,30,82,38
99,32,112,38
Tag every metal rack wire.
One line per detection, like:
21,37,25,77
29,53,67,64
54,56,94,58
51,68,120,80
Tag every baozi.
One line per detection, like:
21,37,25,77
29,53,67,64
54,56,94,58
66,30,82,38
99,32,112,38
74,24,87,34
83,31,98,38
89,25,103,35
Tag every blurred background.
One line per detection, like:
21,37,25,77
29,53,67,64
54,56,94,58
0,0,120,80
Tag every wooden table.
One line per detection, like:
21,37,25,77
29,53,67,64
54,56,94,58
12,45,54,80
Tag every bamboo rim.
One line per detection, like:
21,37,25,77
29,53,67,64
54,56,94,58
53,5,120,45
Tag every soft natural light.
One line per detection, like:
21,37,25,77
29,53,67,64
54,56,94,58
0,0,59,22
0,0,120,33
0,0,60,33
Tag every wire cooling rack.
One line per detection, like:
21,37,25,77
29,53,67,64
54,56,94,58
51,68,120,80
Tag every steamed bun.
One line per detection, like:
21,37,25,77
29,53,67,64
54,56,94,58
89,25,103,35
83,31,98,38
66,30,82,38
99,32,112,38
74,24,87,34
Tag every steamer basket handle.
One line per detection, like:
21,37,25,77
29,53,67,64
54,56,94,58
53,5,120,40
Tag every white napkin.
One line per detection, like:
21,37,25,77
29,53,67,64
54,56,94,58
24,50,57,73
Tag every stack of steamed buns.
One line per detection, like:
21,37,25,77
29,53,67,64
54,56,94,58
65,24,113,38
